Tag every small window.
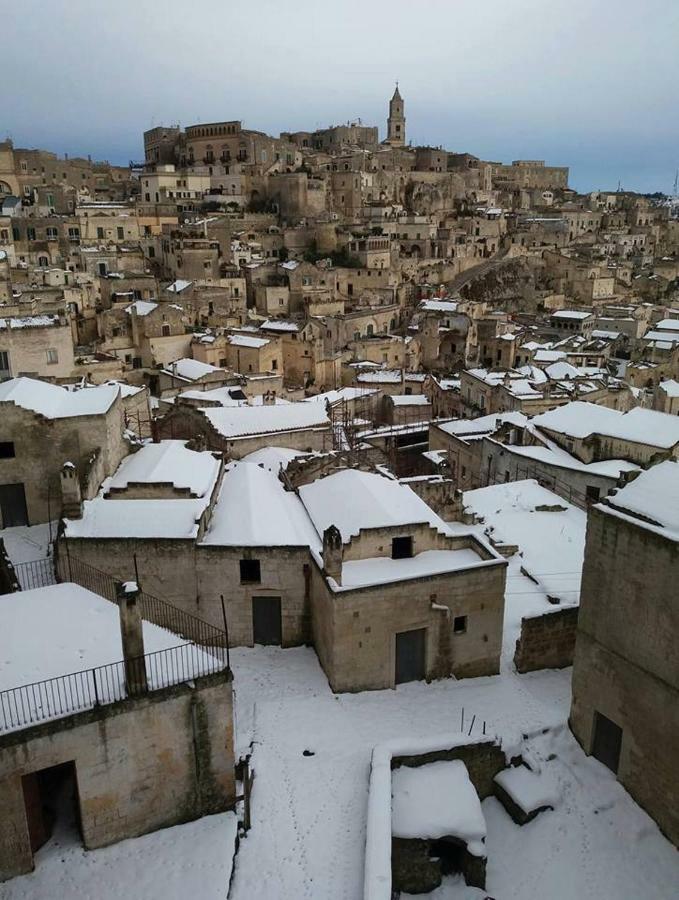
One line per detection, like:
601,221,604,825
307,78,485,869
161,323,170,337
46,348,58,365
0,441,15,458
453,615,467,634
117,226,124,240
392,536,413,559
96,227,104,239
240,559,261,583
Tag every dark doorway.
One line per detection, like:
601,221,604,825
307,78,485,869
0,482,29,527
21,761,81,857
395,628,426,684
591,711,623,774
252,596,282,645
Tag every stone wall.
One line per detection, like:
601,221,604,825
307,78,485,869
0,397,127,525
391,739,505,799
61,539,312,648
513,606,579,673
0,671,235,881
311,559,506,693
569,503,679,846
570,632,679,846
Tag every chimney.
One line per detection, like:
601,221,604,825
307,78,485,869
116,581,148,696
60,462,82,519
322,525,343,585
263,390,276,406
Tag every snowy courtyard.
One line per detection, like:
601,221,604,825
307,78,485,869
2,510,679,899
4,631,679,900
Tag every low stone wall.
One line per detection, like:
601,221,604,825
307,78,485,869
0,670,235,881
364,733,505,900
513,606,579,674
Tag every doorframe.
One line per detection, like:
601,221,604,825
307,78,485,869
251,593,283,646
392,624,429,687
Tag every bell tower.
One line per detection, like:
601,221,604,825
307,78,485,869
386,83,405,147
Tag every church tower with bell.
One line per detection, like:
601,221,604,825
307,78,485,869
386,83,406,147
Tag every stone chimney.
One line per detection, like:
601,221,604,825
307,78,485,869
262,390,276,406
60,462,82,519
116,581,148,696
322,525,343,585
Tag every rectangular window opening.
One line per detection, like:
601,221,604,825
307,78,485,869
392,536,413,560
240,558,261,583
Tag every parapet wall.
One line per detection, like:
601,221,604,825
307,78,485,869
513,606,579,673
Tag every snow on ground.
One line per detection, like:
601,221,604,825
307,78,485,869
3,808,238,900
5,644,678,898
227,647,679,900
0,522,55,563
458,480,586,670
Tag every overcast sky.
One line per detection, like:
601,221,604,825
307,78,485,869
4,0,678,193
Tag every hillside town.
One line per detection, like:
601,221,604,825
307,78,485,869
1,86,678,900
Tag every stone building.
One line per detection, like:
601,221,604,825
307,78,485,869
0,313,75,380
156,400,332,457
570,461,679,846
385,85,406,148
0,378,128,526
0,581,234,881
58,448,507,693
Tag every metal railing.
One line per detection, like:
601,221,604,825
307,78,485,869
58,552,230,666
13,557,58,591
0,641,225,734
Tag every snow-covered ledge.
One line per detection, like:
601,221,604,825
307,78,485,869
363,732,498,900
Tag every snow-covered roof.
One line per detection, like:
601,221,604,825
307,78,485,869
532,401,679,449
302,386,379,405
101,380,145,398
228,334,270,349
177,387,288,408
551,310,592,320
590,329,620,339
166,279,193,293
261,319,300,333
163,358,224,381
240,446,306,473
464,479,586,605
298,469,448,542
545,361,584,380
280,260,300,270
603,460,679,540
643,329,679,344
202,402,329,439
0,583,208,700
658,379,679,397
200,461,320,549
0,314,60,330
654,318,679,332
420,299,458,313
104,441,220,498
125,300,158,317
357,369,403,384
64,497,208,539
390,394,430,406
436,411,528,439
0,377,119,419
534,349,567,363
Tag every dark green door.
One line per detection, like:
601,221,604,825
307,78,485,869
395,628,426,684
